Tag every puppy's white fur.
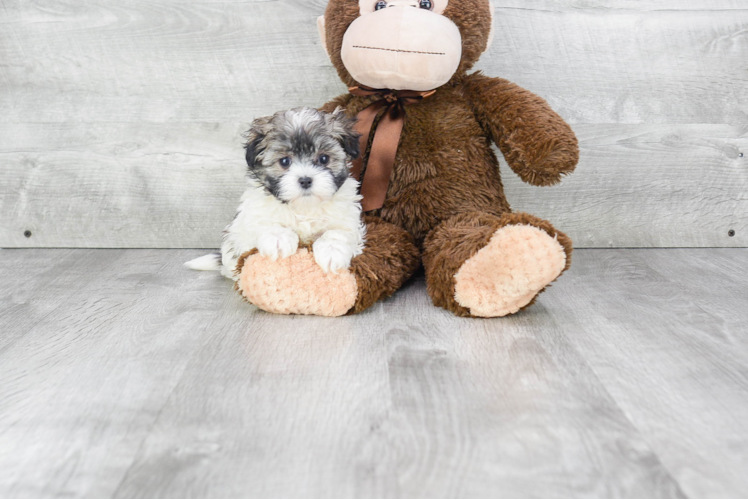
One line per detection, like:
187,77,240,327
186,175,365,279
224,174,364,277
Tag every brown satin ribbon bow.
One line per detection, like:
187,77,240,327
348,85,436,211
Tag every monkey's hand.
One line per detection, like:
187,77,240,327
463,73,579,186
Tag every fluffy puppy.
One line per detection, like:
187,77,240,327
186,107,365,279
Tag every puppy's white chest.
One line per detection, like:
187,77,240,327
296,227,327,244
281,205,338,243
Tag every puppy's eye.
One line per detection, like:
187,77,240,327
374,0,387,10
419,0,431,8
318,154,330,165
279,157,291,168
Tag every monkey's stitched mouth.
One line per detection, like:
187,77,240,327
352,45,445,56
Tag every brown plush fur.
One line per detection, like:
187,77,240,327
461,74,579,186
347,216,421,314
313,0,579,316
423,211,573,316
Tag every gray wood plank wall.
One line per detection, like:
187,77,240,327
1,0,746,248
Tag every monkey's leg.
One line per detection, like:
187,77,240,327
347,215,421,314
236,216,420,316
422,211,572,317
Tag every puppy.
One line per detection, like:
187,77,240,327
185,107,365,279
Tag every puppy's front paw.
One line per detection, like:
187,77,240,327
313,232,355,273
257,227,299,260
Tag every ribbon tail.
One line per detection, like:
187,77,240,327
351,101,386,182
360,105,405,212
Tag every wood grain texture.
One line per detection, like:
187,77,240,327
1,249,747,497
477,2,748,125
1,123,745,248
1,0,747,248
542,249,748,498
0,123,246,248
0,249,242,497
0,248,125,352
111,278,684,498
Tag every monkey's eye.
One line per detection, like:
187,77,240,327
318,154,330,165
374,0,387,10
279,157,291,168
419,0,432,8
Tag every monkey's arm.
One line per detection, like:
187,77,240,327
462,73,579,186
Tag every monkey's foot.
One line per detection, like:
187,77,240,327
237,249,357,317
453,224,567,317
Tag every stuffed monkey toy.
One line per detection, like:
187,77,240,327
237,0,579,317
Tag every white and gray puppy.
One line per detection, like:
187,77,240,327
185,107,366,279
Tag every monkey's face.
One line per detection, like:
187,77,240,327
319,0,493,90
341,0,461,91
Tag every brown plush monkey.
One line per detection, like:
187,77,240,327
236,0,579,317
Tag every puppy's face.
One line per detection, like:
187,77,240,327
244,107,360,203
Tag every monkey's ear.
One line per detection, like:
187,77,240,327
329,107,361,160
317,16,330,60
244,116,272,169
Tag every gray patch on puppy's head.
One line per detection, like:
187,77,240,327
243,107,360,203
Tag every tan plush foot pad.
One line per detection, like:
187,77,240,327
454,224,567,317
237,249,358,317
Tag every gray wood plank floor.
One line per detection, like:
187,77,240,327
0,249,746,498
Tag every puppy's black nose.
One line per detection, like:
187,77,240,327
298,177,313,189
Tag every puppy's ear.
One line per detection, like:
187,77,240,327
328,107,361,160
244,115,272,169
